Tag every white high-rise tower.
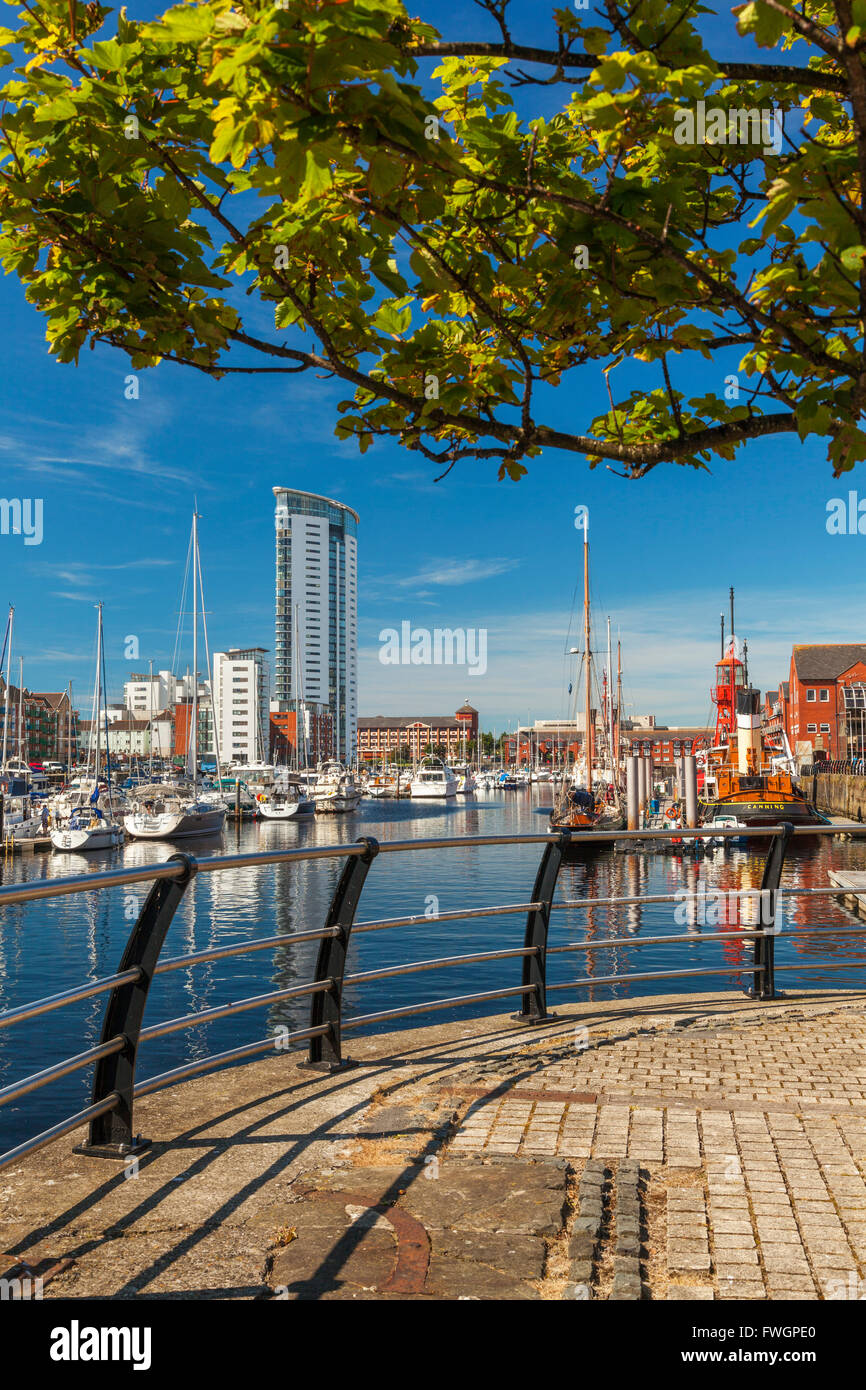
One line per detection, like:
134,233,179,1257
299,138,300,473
273,488,358,764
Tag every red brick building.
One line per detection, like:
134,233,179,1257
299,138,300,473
269,708,333,766
357,704,479,763
786,644,866,758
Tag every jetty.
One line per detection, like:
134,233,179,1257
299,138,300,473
829,869,866,922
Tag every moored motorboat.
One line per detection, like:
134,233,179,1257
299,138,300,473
311,761,362,812
410,756,458,798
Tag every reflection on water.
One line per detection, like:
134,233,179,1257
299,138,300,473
2,790,865,1149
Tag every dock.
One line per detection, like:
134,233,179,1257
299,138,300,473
1,835,52,855
4,989,866,1301
829,869,866,920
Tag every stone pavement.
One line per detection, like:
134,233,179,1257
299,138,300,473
3,989,866,1300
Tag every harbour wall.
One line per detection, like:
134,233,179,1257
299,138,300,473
811,771,866,821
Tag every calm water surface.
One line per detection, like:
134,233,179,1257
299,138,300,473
2,787,865,1149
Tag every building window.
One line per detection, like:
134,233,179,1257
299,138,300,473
806,689,816,702
820,723,830,733
807,723,817,733
820,689,829,702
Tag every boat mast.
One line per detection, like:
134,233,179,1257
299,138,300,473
583,517,593,782
94,602,102,792
148,658,154,778
100,604,114,812
607,617,614,779
295,602,309,771
191,511,198,790
729,586,736,744
194,519,221,784
1,605,13,770
616,639,623,775
17,656,23,767
335,538,341,765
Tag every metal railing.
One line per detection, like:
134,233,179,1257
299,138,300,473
803,760,866,777
1,821,866,1173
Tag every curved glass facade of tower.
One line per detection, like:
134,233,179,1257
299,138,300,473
273,488,358,764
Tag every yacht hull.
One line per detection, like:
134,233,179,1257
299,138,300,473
258,798,315,819
314,792,362,813
126,806,227,840
50,824,124,851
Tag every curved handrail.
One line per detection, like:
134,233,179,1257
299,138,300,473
2,821,866,1173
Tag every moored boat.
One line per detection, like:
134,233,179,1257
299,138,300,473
700,594,824,833
410,756,458,798
50,604,124,853
311,760,362,812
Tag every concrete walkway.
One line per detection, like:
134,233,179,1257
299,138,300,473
3,989,866,1300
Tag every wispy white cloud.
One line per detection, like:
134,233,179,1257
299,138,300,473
396,557,521,588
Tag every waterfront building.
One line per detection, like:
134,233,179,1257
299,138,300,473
123,670,192,718
213,648,269,766
80,716,151,760
172,688,215,764
269,707,332,767
0,680,79,765
785,644,866,759
273,487,358,764
357,704,478,762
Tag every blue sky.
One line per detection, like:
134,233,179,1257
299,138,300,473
0,0,863,732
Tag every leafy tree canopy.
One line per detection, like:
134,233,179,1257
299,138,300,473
0,0,863,478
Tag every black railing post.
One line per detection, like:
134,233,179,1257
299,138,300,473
306,837,380,1070
515,830,569,1023
748,822,794,1001
75,853,198,1158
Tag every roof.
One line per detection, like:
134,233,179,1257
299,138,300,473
272,487,359,524
793,644,866,680
31,691,71,710
455,702,478,714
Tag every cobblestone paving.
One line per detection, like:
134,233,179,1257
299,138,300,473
446,1006,866,1298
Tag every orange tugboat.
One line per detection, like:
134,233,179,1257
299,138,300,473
700,591,824,829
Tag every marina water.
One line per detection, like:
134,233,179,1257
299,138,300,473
2,787,865,1150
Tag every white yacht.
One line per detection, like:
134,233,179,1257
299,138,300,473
51,809,124,852
125,785,227,840
311,761,362,813
453,765,477,794
410,756,458,798
258,786,316,819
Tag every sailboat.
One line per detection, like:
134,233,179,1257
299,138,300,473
126,511,227,841
50,604,124,851
550,514,625,850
